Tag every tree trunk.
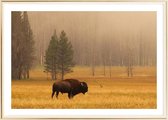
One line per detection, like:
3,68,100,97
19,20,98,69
92,50,95,76
61,70,64,80
27,69,29,79
130,67,133,77
109,61,112,78
54,69,57,80
92,65,95,76
18,68,22,80
127,66,130,77
103,60,106,76
23,70,26,79
51,72,54,80
61,64,64,80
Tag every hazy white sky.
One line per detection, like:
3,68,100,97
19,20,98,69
28,11,156,44
28,12,156,63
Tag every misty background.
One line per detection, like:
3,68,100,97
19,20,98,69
28,12,156,66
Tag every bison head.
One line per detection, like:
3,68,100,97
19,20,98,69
80,82,88,94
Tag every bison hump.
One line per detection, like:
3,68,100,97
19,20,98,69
53,81,72,93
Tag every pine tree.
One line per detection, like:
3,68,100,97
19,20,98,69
44,30,58,80
12,11,34,80
57,30,74,80
22,12,35,79
12,12,23,79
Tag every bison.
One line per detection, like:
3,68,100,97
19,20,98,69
52,79,88,99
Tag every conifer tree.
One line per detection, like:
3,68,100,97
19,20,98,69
12,11,34,80
12,12,23,79
44,30,58,80
57,30,74,80
22,12,35,79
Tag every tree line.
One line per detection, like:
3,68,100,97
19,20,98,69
12,12,156,79
44,30,74,80
12,12,34,80
29,12,156,68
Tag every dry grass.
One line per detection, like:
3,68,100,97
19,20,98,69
12,66,156,109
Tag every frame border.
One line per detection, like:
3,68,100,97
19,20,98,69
0,1,167,120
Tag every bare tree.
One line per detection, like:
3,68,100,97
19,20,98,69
126,48,134,77
125,38,134,77
109,55,112,78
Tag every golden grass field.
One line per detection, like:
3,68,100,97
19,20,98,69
12,66,156,109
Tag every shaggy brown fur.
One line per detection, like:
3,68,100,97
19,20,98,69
52,79,88,99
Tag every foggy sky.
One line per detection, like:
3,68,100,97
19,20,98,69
27,12,156,65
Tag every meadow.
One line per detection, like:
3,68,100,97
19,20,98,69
12,66,156,109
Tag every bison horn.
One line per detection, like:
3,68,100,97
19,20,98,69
81,82,84,86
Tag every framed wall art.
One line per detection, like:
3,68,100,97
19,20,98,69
1,1,167,120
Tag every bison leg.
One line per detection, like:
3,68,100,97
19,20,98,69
70,94,73,99
68,93,71,99
51,91,55,98
68,92,73,99
56,91,59,99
